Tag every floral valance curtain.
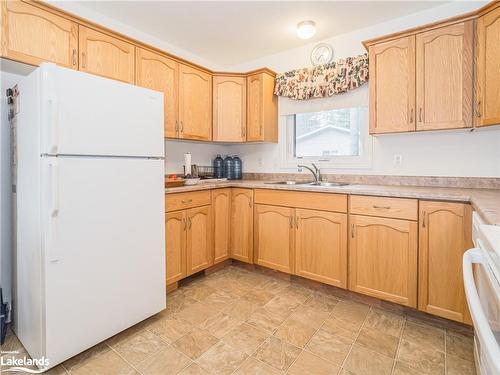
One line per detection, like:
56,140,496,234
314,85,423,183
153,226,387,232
274,53,369,100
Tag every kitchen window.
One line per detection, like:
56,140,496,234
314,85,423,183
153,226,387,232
281,106,372,169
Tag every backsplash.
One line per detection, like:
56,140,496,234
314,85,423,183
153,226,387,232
243,173,500,189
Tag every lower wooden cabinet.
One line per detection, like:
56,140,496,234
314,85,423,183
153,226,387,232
165,204,212,285
349,214,418,307
418,201,472,323
254,204,295,274
165,211,187,285
186,205,213,275
230,189,254,263
295,209,347,288
212,189,231,264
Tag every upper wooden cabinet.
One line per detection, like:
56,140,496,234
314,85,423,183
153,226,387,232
295,209,347,288
79,26,135,84
416,22,473,130
213,75,247,142
349,214,418,307
212,189,231,264
254,204,294,274
476,5,500,127
230,188,254,263
247,72,278,142
369,36,416,134
179,64,212,141
136,48,179,138
418,201,472,323
0,1,78,69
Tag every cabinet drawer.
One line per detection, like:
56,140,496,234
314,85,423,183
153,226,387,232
254,189,347,213
349,195,418,221
166,191,211,212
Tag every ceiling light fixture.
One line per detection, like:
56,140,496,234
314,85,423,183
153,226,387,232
296,20,316,39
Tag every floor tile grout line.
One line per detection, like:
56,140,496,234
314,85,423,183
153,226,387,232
338,305,372,372
389,317,407,375
105,341,150,375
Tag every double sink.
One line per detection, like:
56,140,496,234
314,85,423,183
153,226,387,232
266,181,350,187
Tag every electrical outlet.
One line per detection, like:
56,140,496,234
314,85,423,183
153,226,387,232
394,154,403,166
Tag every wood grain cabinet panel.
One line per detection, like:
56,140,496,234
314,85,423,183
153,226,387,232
213,75,246,142
136,48,179,138
418,201,472,323
416,22,473,130
349,215,418,307
295,209,347,288
476,6,500,127
0,1,78,69
369,36,416,134
246,72,278,142
349,195,418,221
79,26,135,83
212,189,231,264
179,64,212,141
254,204,294,274
165,211,186,285
230,188,253,263
186,205,213,275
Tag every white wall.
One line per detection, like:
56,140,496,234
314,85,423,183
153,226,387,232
226,1,500,178
164,140,227,175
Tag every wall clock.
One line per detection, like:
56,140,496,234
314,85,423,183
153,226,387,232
310,43,333,66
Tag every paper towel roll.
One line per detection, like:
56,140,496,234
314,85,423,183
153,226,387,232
184,153,192,176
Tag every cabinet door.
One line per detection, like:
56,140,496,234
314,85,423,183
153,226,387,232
416,22,473,130
247,73,264,141
186,205,213,275
476,6,500,127
212,189,231,264
179,64,212,141
0,1,78,68
369,36,416,134
254,204,294,274
419,201,472,323
165,210,186,285
79,26,135,84
349,215,418,307
295,209,347,288
136,48,179,138
213,76,246,142
230,189,253,263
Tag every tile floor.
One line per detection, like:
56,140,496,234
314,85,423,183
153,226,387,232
1,264,476,375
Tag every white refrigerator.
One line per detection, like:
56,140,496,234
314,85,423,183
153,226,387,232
13,63,166,370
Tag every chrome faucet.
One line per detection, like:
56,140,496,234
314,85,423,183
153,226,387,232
297,163,321,183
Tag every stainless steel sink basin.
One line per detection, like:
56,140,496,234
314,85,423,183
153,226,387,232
265,181,349,187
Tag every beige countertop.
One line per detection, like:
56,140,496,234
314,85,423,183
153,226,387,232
165,180,500,226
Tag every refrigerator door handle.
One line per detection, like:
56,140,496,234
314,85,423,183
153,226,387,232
50,159,59,217
48,98,59,154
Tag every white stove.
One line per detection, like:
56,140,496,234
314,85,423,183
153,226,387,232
463,213,500,375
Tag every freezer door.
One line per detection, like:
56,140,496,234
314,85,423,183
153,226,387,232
41,156,166,367
40,63,164,157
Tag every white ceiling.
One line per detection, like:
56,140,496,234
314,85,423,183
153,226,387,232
75,1,448,67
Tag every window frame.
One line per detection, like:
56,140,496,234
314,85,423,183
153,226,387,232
279,108,373,169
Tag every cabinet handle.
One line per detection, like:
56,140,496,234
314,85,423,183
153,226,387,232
248,198,252,207
175,120,179,132
373,205,391,209
242,126,246,138
188,217,192,229
409,108,413,123
181,199,192,204
295,217,299,229
259,124,263,136
289,217,293,229
351,223,355,238
72,49,77,66
81,52,86,68
476,100,481,118
419,108,422,123
180,121,184,132
182,218,186,230
422,211,426,228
